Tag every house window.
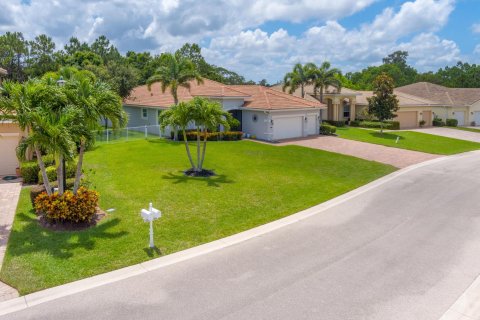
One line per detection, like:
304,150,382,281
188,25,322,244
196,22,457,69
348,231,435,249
343,104,350,119
252,114,258,122
141,108,148,119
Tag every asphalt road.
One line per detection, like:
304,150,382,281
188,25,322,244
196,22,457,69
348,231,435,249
4,151,480,320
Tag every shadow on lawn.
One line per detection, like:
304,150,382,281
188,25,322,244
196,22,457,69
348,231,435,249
7,212,128,259
162,172,234,187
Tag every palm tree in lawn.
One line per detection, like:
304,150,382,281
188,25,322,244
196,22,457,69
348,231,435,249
282,63,317,98
159,102,196,170
311,61,342,103
0,79,68,194
146,53,203,140
64,76,126,194
191,97,233,173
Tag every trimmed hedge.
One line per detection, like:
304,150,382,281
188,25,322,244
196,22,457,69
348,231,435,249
323,120,346,127
38,162,77,184
320,124,337,135
350,120,400,130
433,118,446,126
20,154,57,183
446,118,458,127
172,130,243,141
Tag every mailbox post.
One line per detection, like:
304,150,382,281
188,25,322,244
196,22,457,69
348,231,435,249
141,203,161,248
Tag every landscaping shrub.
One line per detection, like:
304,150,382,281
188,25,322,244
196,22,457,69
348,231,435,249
350,120,360,127
433,117,445,127
354,120,400,130
34,187,99,223
222,131,243,141
20,162,39,183
320,124,337,135
172,130,243,141
323,120,346,127
446,118,458,127
38,162,77,184
29,178,78,206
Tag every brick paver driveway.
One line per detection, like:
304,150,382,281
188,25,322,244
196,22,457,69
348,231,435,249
0,181,21,302
409,127,480,143
280,136,440,168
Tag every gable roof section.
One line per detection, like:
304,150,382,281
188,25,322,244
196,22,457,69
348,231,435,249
125,78,323,110
396,82,480,106
230,85,324,110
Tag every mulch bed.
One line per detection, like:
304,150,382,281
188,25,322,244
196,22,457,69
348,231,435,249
38,207,107,232
183,168,215,177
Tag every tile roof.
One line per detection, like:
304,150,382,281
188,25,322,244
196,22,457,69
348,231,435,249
125,78,323,110
230,85,324,110
355,90,437,106
396,82,480,106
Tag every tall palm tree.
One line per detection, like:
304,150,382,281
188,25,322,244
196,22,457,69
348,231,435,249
0,79,68,194
311,61,342,103
282,63,317,98
146,53,202,140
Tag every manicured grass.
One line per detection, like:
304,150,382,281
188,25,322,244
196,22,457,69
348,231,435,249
0,140,395,294
447,126,480,134
336,127,480,155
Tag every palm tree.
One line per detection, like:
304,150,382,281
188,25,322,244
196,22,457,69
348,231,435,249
159,102,196,170
282,63,317,98
0,79,68,194
311,61,342,103
146,53,202,140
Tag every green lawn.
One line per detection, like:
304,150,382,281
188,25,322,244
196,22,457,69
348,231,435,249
0,139,395,294
336,127,480,155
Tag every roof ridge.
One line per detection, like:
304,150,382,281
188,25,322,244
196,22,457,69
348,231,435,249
445,91,454,105
393,91,437,105
263,87,271,108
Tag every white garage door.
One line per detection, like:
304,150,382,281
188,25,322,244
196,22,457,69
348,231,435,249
306,115,317,135
474,112,480,126
0,134,20,175
273,116,303,140
453,111,465,126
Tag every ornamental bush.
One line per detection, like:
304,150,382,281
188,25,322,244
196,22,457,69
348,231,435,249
433,117,445,126
354,120,400,130
323,120,346,127
446,118,458,127
38,162,77,184
172,130,243,141
320,124,337,135
34,187,99,223
20,162,39,183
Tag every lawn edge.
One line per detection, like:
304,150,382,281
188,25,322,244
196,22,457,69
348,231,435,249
3,151,478,317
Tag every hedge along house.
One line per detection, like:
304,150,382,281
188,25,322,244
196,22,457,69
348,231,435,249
274,82,480,129
0,67,26,176
123,78,325,141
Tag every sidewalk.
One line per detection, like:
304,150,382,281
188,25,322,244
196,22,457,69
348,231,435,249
0,181,21,302
440,274,480,320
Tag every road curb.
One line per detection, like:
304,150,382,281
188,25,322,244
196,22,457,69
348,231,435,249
0,152,477,317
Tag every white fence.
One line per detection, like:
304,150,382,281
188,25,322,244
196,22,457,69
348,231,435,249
93,125,166,143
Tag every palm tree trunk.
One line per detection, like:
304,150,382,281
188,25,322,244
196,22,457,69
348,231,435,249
320,87,324,103
73,140,85,194
196,126,201,171
35,146,52,196
173,94,179,141
199,128,208,171
57,154,64,195
182,129,196,170
301,84,305,98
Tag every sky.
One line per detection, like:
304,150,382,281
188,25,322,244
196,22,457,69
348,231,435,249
1,0,479,83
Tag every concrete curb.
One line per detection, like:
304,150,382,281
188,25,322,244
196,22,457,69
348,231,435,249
439,273,480,320
0,151,477,317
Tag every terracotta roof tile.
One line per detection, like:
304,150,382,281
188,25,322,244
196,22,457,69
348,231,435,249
396,82,480,106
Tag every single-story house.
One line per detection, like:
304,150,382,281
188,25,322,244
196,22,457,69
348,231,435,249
123,78,325,141
273,82,480,129
0,67,25,176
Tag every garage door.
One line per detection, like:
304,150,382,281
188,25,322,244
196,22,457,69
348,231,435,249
306,115,317,135
0,134,20,175
474,112,480,126
396,111,418,129
422,111,432,127
273,117,303,140
453,111,465,126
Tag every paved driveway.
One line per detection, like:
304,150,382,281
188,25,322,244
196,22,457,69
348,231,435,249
280,136,440,168
410,127,480,143
4,152,480,320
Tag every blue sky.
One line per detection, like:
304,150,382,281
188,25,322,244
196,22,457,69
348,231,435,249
1,0,479,82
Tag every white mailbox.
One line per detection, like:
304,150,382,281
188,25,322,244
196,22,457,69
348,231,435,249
140,203,161,248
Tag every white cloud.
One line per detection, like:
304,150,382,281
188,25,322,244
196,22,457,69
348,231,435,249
473,23,480,34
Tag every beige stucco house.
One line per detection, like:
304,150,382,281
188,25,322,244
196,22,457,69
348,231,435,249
273,82,480,129
0,67,25,176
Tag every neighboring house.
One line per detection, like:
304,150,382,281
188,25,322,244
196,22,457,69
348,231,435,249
273,82,480,129
124,79,325,141
0,68,24,176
